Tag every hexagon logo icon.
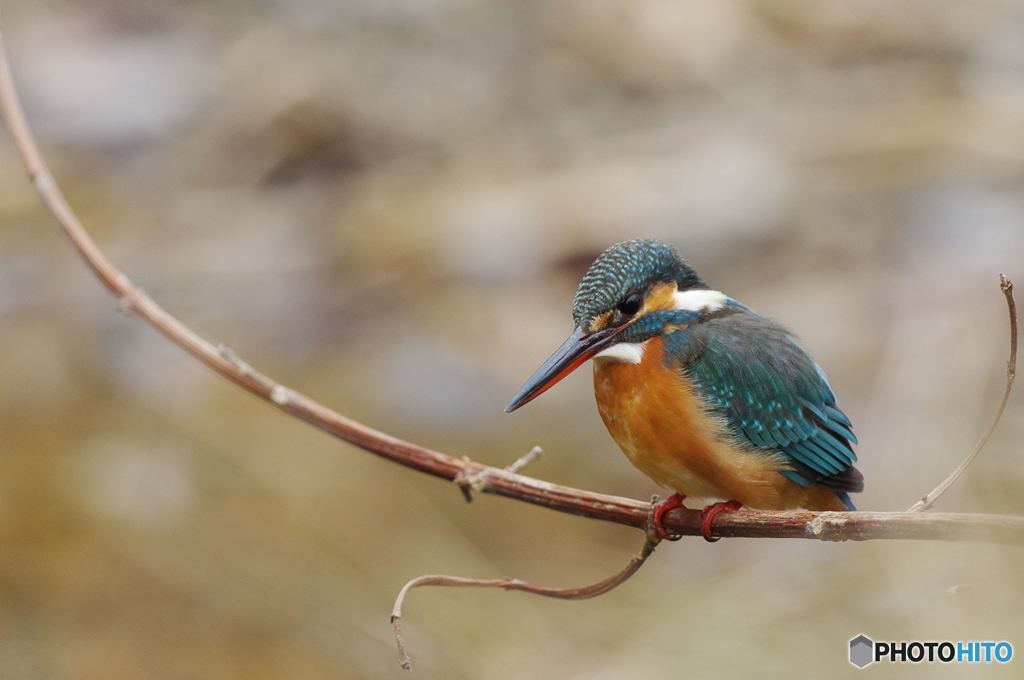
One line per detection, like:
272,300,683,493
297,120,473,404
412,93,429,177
850,635,874,668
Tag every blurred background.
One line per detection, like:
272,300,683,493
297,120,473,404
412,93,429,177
0,0,1023,678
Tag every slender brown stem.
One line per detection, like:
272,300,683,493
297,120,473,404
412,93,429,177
907,275,1017,512
391,534,660,670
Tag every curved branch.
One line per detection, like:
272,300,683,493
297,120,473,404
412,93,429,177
907,275,1017,512
0,27,1022,546
391,532,661,670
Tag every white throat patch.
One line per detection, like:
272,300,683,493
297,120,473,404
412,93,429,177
593,340,648,365
672,289,727,312
590,289,726,366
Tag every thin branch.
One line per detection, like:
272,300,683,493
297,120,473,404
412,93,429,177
391,532,660,670
907,275,1018,512
455,446,544,502
0,25,1022,547
506,445,544,474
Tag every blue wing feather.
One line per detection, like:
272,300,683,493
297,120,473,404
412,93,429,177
664,306,861,493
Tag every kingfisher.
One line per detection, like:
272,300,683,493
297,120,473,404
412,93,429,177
505,239,862,541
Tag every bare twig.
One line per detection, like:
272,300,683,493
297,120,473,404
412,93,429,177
0,26,1022,545
454,446,544,502
907,275,1018,512
506,446,543,474
391,532,660,670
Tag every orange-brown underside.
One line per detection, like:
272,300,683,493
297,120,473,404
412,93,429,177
593,335,847,511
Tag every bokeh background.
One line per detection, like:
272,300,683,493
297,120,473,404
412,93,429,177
0,1,1023,678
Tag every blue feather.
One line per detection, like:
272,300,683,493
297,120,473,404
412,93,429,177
835,492,857,511
665,305,859,491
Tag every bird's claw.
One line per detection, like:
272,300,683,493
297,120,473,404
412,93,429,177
699,500,742,542
650,493,688,541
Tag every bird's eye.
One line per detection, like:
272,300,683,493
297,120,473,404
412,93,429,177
618,293,642,316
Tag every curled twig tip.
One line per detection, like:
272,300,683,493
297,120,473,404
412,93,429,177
907,275,1017,512
390,535,659,669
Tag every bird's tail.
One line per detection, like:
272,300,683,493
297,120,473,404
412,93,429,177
835,492,857,511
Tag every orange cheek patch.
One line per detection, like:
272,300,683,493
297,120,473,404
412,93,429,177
640,282,679,315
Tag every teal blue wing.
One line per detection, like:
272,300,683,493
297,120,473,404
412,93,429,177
667,310,862,496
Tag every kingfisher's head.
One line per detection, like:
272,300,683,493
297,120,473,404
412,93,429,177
505,239,727,412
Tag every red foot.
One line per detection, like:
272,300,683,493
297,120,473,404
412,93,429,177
699,500,743,542
651,493,688,540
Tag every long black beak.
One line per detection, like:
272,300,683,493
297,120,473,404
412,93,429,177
504,326,620,413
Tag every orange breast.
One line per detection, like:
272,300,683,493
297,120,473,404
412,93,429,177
592,336,843,510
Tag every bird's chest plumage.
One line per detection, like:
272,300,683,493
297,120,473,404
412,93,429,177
593,335,788,504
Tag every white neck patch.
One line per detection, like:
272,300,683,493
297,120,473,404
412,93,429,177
589,289,726,367
593,340,648,365
672,288,727,313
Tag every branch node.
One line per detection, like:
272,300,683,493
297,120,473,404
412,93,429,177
269,384,292,406
808,512,850,542
453,459,491,503
452,473,474,503
644,496,669,546
116,292,134,314
454,448,542,503
218,343,255,378
32,168,54,195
